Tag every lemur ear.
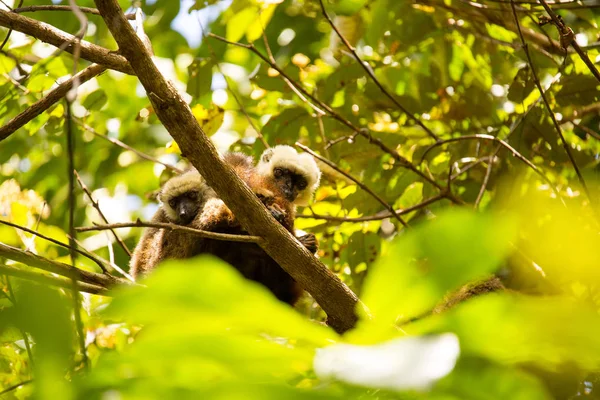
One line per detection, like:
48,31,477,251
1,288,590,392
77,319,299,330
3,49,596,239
261,149,274,163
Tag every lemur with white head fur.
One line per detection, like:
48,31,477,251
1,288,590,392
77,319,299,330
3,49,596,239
193,148,321,305
129,148,321,305
129,168,216,279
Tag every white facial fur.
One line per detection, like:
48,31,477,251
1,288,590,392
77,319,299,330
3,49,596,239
158,169,215,221
257,145,321,206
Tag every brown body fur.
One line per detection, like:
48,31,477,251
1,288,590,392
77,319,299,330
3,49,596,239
130,153,317,306
195,152,316,305
129,168,215,279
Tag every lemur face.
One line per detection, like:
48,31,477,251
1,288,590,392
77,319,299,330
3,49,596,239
272,167,308,202
167,191,200,225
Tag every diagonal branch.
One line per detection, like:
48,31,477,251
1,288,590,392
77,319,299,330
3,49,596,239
537,0,600,83
297,193,445,222
74,120,183,173
295,143,408,227
13,5,135,19
0,242,132,288
74,170,132,257
0,264,108,295
0,63,106,142
0,9,132,74
96,0,360,333
207,33,464,205
508,0,591,202
318,0,440,142
420,134,563,199
0,219,109,272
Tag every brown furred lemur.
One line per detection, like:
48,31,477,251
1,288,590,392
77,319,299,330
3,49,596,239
130,149,321,305
129,168,216,279
194,149,321,305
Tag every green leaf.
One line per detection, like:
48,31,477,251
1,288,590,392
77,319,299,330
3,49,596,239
226,7,258,42
82,90,108,111
360,209,517,325
187,58,213,100
333,0,368,16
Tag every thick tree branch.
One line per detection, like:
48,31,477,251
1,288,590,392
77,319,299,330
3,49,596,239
0,63,106,142
0,242,132,288
96,0,360,333
0,9,132,74
0,264,108,295
76,221,264,244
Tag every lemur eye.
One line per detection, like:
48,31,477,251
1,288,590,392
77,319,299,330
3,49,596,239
169,199,177,208
188,191,198,200
273,167,283,178
297,180,307,190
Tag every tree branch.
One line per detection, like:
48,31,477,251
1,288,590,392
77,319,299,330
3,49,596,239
74,120,183,173
318,0,440,142
94,0,360,333
297,193,445,222
508,0,591,203
0,242,132,288
76,221,264,244
0,63,106,142
0,9,132,74
0,219,109,272
420,133,562,199
207,33,464,205
537,0,600,83
74,170,132,257
295,143,408,227
0,264,108,295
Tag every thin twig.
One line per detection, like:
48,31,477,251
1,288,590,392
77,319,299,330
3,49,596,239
474,156,494,208
259,22,326,116
0,379,32,396
5,277,35,371
0,264,108,295
0,219,108,272
570,121,600,142
64,96,89,370
0,0,22,52
208,33,462,204
76,220,264,243
421,134,563,200
74,120,182,173
297,193,445,222
0,63,106,142
66,0,88,102
295,143,409,227
196,16,269,148
74,170,132,257
509,0,591,202
318,0,440,142
67,234,134,282
537,0,600,83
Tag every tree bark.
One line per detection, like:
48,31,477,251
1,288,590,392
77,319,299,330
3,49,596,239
93,0,360,333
